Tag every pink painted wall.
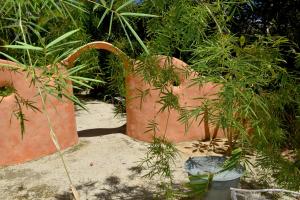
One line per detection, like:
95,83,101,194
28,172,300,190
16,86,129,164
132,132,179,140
0,59,78,166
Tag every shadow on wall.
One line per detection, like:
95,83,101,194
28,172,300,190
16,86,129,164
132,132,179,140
77,124,126,137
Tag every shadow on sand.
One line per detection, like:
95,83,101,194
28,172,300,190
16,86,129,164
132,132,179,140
77,124,126,137
57,125,158,199
55,175,159,200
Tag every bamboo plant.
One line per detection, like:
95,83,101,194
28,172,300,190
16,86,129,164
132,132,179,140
135,0,300,198
0,1,158,199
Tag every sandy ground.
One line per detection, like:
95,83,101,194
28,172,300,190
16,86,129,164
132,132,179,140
0,100,195,200
0,100,297,200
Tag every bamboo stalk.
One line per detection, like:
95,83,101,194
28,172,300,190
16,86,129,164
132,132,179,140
38,88,80,200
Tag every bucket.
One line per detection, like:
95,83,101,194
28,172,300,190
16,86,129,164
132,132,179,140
185,156,244,200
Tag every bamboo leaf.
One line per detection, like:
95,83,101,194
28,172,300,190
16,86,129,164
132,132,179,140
46,29,80,49
69,76,105,83
0,52,23,66
4,44,43,51
117,15,134,51
97,8,110,28
63,93,87,110
120,12,159,18
68,64,88,75
46,40,81,56
108,12,114,37
69,78,93,89
93,3,100,11
63,0,87,13
121,16,149,54
100,0,107,7
109,0,114,9
49,0,65,16
116,0,135,12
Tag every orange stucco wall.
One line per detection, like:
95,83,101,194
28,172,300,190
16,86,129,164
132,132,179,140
126,56,223,142
0,59,78,166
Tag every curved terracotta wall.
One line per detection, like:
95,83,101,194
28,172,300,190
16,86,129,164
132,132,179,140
50,41,223,143
126,56,223,143
0,59,78,166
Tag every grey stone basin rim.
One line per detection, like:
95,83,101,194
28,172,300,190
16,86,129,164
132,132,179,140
185,156,244,181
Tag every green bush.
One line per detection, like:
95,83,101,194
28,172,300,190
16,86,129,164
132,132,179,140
135,0,300,192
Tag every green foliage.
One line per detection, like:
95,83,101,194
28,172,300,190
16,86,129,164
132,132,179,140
0,0,102,92
0,85,15,97
141,136,179,180
140,136,180,199
138,1,209,57
77,0,158,101
88,0,158,54
0,3,100,197
0,30,104,136
184,173,213,199
189,30,299,190
134,0,300,192
13,93,40,139
0,0,159,129
0,0,87,58
138,0,250,59
257,149,300,190
231,0,300,46
104,55,127,97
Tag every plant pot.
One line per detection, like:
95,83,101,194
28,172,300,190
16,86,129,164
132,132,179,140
0,59,78,166
185,156,244,200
